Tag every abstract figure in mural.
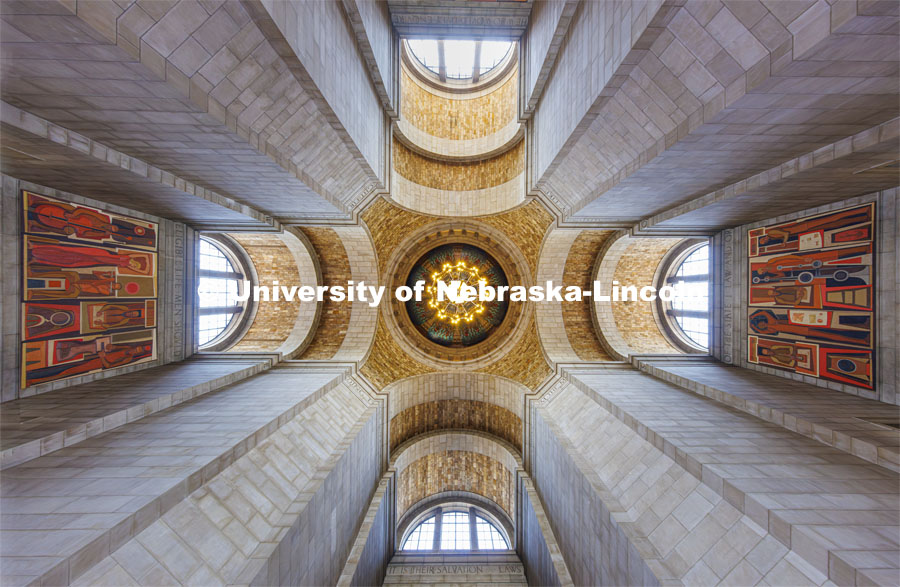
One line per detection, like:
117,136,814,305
25,191,157,249
747,203,875,390
27,269,122,299
28,240,153,275
23,334,155,387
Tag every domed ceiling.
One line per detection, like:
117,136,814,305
406,244,508,347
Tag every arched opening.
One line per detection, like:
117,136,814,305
659,242,710,351
401,503,510,551
197,235,252,350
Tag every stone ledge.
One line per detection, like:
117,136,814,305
637,359,900,473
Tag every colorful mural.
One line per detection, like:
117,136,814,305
21,191,158,388
747,203,875,389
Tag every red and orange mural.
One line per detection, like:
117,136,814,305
747,203,875,389
21,191,158,388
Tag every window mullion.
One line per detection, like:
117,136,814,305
469,507,478,550
433,508,442,551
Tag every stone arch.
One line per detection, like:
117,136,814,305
536,227,615,363
386,372,527,452
297,225,379,362
391,431,522,521
223,229,320,356
592,232,687,359
389,45,525,217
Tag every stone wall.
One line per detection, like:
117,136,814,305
531,0,662,181
260,0,387,183
517,476,572,586
477,317,553,390
397,451,514,519
529,389,659,586
340,474,394,587
562,230,614,360
385,552,527,585
65,372,385,587
393,140,524,190
535,366,900,585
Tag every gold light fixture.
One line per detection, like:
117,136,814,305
426,261,487,324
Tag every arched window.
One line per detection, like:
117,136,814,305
407,39,513,80
662,242,710,351
197,236,250,349
401,505,510,551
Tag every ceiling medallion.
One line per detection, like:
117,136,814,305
426,260,487,325
406,244,508,348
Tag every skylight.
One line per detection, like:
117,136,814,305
407,39,513,81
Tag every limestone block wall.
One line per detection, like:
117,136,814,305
531,0,663,180
521,0,567,110
529,391,660,586
0,366,346,586
517,476,573,586
261,0,387,182
0,175,190,402
718,190,898,404
339,474,394,587
531,366,900,585
530,375,808,586
69,371,384,586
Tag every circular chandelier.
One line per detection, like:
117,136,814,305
405,243,509,348
426,260,487,324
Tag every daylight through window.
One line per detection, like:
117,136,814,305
197,237,249,348
401,506,510,551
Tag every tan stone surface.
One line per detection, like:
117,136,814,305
393,140,524,191
562,230,614,361
401,68,517,141
391,400,522,453
610,238,681,354
298,227,352,359
360,315,435,390
361,197,435,276
228,234,301,352
398,451,514,518
477,317,553,390
479,200,554,280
